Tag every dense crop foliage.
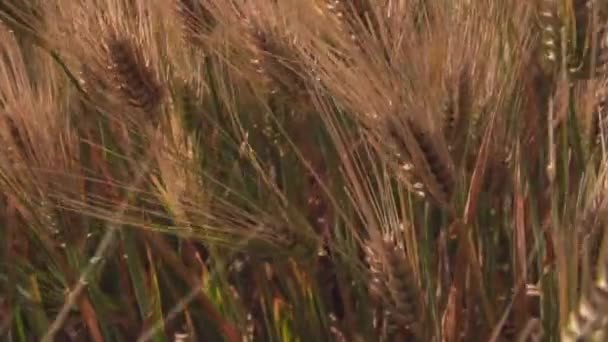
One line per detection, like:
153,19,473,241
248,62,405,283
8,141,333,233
1,0,608,341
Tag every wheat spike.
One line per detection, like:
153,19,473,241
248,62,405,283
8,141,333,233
538,0,561,74
407,120,455,202
247,23,311,107
562,195,608,341
515,318,544,342
561,281,608,341
598,26,608,75
325,0,364,40
323,0,383,54
592,82,608,150
365,236,422,339
4,115,31,160
443,65,472,151
387,120,455,208
105,33,164,114
538,0,608,79
175,0,216,41
443,90,457,141
253,222,318,260
0,114,29,172
569,0,608,78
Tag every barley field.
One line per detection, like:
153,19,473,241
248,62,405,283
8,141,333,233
0,0,607,341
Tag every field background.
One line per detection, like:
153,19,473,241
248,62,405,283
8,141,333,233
0,0,607,341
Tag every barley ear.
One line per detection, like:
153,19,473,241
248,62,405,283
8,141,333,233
105,32,165,116
443,64,473,153
561,198,608,341
537,0,561,75
247,24,311,108
175,0,216,43
591,81,608,151
365,236,423,340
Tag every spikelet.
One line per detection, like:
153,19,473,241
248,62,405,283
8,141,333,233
105,32,165,115
365,235,422,339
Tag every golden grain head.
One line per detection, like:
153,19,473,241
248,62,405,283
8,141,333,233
408,121,455,202
105,34,165,114
365,236,422,337
175,0,217,41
